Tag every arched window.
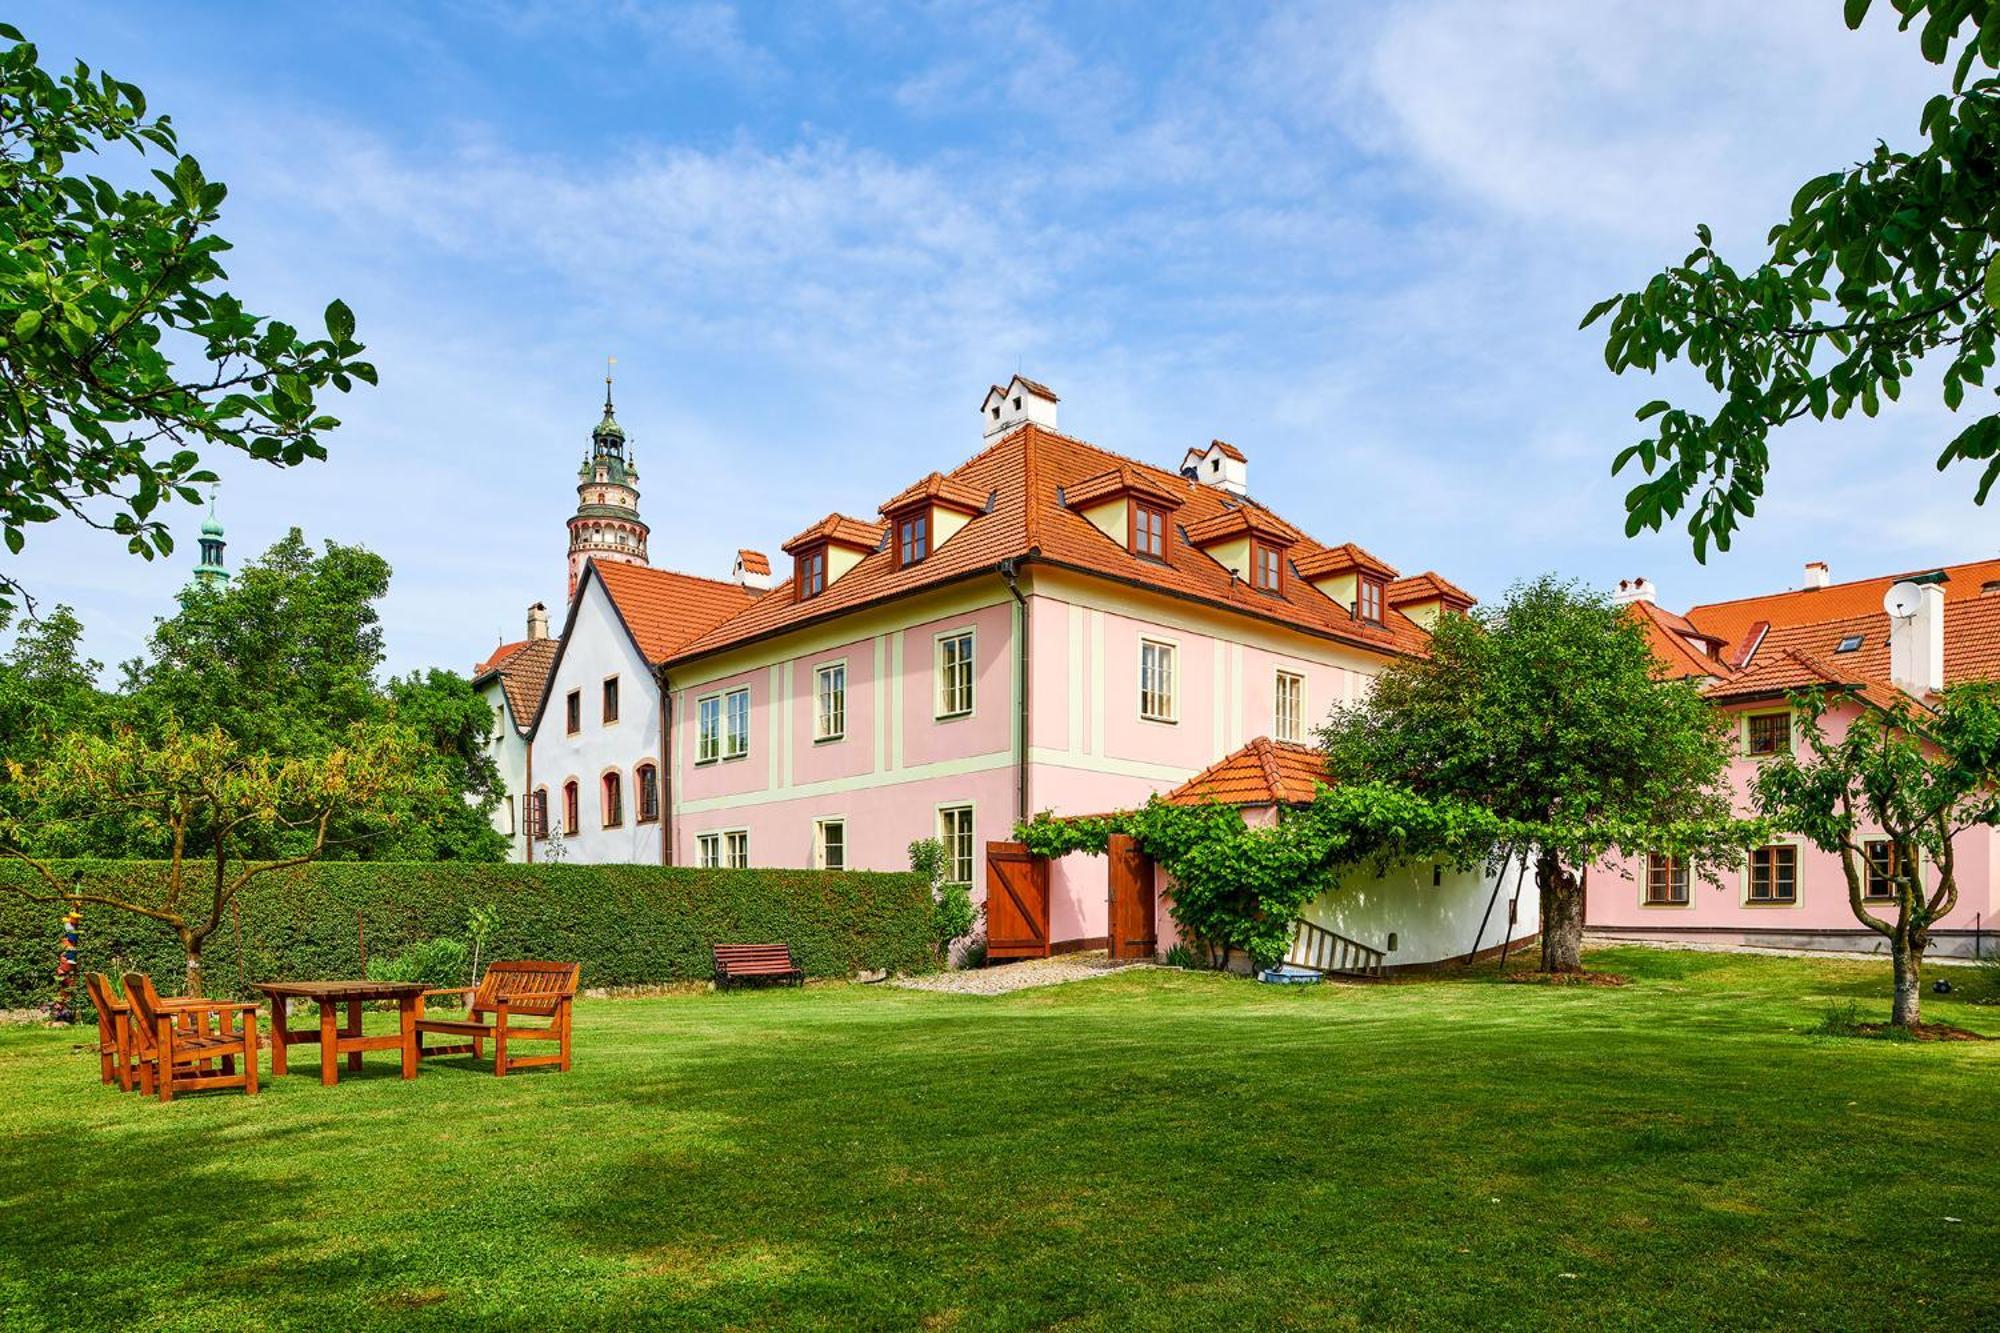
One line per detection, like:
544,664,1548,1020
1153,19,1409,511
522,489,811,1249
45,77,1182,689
530,787,549,839
636,763,659,823
562,779,580,836
602,771,623,828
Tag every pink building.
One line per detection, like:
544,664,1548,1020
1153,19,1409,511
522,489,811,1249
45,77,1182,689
1592,560,2000,958
513,376,1485,956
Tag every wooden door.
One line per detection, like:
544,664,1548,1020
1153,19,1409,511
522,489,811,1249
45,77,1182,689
985,842,1050,960
1106,833,1158,961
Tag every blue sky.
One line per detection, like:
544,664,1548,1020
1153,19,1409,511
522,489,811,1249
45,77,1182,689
7,2,1991,677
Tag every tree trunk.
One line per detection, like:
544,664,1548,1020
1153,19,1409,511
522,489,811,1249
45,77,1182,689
1890,934,1922,1029
1537,851,1584,974
180,928,205,997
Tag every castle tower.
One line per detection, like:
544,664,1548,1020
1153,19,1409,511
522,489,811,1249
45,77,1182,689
566,366,650,599
193,493,229,587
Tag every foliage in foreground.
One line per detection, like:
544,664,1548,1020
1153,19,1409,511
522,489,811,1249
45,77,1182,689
0,859,934,1007
0,24,372,612
1587,0,2000,556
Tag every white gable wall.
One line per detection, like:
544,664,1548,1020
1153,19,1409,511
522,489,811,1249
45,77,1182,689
476,675,529,861
528,573,665,864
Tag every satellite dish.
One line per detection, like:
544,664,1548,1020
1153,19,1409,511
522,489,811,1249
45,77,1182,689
1883,581,1922,619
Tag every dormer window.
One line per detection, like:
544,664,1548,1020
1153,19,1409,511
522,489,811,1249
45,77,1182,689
1357,576,1384,623
1253,541,1283,593
898,511,929,568
1132,503,1167,560
797,547,827,599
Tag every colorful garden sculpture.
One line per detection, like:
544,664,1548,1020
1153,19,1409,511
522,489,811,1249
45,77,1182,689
47,905,80,1025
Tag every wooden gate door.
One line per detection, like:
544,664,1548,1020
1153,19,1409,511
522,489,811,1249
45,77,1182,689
1106,833,1158,961
984,841,1050,960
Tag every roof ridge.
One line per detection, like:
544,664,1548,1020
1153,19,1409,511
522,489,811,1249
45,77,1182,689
1251,735,1285,795
1686,556,2000,615
599,560,755,596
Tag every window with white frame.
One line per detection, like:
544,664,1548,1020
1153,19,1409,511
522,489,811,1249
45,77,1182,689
1140,638,1177,722
697,694,721,763
815,662,846,740
696,831,721,868
1274,670,1304,743
815,818,846,871
725,829,749,868
937,630,974,718
939,805,974,886
1749,844,1797,903
724,688,750,758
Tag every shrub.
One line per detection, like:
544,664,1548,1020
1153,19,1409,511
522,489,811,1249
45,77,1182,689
0,860,933,1005
1162,942,1204,970
909,837,978,964
365,937,469,990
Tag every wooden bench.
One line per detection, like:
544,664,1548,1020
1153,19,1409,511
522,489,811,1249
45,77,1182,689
414,960,579,1077
712,943,803,989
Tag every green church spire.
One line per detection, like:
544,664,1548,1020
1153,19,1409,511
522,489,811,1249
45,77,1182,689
193,489,228,587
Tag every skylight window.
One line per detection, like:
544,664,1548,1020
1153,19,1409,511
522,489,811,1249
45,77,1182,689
1835,634,1864,654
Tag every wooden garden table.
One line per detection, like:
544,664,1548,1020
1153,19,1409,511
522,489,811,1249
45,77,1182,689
255,980,427,1086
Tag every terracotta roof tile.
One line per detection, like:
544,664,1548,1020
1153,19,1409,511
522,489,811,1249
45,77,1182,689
1063,465,1183,510
1627,599,1732,681
781,513,887,555
1208,439,1247,463
1702,595,2000,707
880,471,989,516
593,561,762,664
1162,737,1330,807
1387,571,1475,610
475,639,527,675
735,549,770,576
1686,557,2000,649
476,637,560,730
669,424,1446,663
1183,504,1297,549
1293,542,1398,582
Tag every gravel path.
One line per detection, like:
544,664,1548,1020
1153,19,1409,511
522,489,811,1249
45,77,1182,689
891,950,1155,995
1584,933,1990,967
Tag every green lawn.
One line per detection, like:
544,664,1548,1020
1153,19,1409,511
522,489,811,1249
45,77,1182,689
2,949,1997,1331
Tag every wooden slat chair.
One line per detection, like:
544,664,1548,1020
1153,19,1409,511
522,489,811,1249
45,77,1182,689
414,961,579,1077
83,972,135,1091
712,943,803,989
120,972,260,1103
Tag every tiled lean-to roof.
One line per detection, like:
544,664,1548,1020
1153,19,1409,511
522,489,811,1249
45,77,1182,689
1162,737,1331,807
666,423,1456,664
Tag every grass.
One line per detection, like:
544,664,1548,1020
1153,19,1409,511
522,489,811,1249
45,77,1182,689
2,947,1998,1330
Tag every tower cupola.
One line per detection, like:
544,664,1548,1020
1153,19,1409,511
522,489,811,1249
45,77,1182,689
193,492,229,587
566,362,651,599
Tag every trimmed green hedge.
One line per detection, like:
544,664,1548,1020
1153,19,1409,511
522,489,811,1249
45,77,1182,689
0,861,933,1007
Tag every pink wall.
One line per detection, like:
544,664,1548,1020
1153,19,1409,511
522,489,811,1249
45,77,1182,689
676,665,768,800
899,602,1012,767
789,635,875,786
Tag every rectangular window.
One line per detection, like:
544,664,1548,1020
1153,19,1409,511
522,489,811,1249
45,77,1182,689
1132,503,1167,559
562,781,579,836
1357,577,1383,623
697,694,722,763
1747,712,1791,757
636,764,659,823
696,832,721,868
1645,852,1688,905
1749,845,1798,903
815,818,846,871
530,789,548,839
937,630,974,718
602,676,619,724
1274,670,1304,743
797,547,826,599
724,687,750,758
1863,839,1901,901
940,805,974,886
601,772,622,828
725,830,749,869
898,512,929,568
1140,638,1177,722
1254,542,1283,592
565,689,581,735
815,662,846,741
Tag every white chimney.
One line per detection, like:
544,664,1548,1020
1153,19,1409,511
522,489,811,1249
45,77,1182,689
1886,580,1945,697
981,375,1059,441
732,548,772,591
1803,561,1830,590
1180,440,1248,496
526,602,550,641
1611,577,1656,606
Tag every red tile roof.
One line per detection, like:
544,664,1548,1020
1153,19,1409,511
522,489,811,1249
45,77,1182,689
781,513,887,555
475,639,528,675
1387,571,1475,610
475,637,560,730
667,424,1444,664
1703,594,2000,708
880,471,989,517
1293,542,1398,582
1064,465,1184,511
735,549,770,576
593,561,763,664
1208,439,1248,463
1183,504,1298,549
1162,737,1330,807
1685,557,2000,650
1627,599,1732,682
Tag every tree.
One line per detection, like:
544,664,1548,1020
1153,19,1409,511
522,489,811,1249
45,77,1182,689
1585,0,2000,558
0,718,434,994
1318,577,1747,973
1754,684,2000,1028
0,24,373,611
0,603,112,755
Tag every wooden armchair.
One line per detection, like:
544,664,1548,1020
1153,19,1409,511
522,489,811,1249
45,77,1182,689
83,972,135,1091
121,972,260,1103
414,961,579,1077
